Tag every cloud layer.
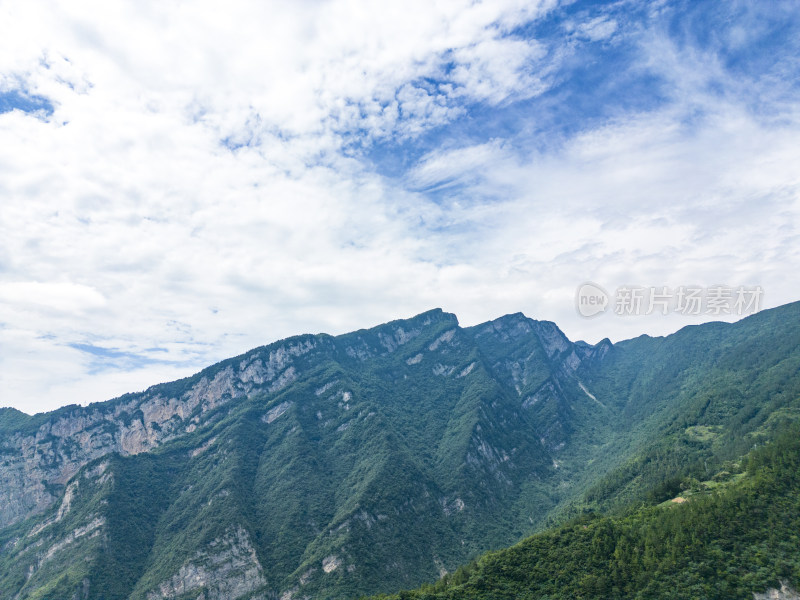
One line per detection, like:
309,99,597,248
1,0,799,413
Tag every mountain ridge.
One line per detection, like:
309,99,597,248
1,301,798,599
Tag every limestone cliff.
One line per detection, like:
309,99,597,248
0,335,321,529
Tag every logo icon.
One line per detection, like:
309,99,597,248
576,282,609,318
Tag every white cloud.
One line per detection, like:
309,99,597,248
422,106,800,342
0,282,106,312
577,17,618,42
406,140,514,191
0,0,798,413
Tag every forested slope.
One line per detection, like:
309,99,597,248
372,424,800,600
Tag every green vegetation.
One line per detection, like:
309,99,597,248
571,303,800,519
1,302,799,599
372,424,800,600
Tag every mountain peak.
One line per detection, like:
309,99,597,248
471,312,533,338
1,303,799,600
395,308,459,328
334,309,458,360
469,313,574,359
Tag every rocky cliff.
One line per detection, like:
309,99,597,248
3,303,798,600
0,333,325,529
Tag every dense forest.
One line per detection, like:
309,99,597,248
371,424,800,600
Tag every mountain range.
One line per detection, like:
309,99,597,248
1,302,799,600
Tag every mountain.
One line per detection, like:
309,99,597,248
1,302,798,599
372,423,800,600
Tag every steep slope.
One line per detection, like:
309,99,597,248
1,308,594,599
373,423,800,600
0,331,333,530
574,300,800,515
0,453,182,600
1,302,799,600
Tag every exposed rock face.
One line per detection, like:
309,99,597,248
0,313,465,532
470,312,613,453
147,527,267,600
0,337,320,529
754,583,800,600
4,305,797,600
0,313,464,532
321,554,342,573
1,306,615,600
530,320,571,359
406,353,423,365
39,516,105,567
263,401,293,424
340,308,458,361
27,476,80,538
428,329,456,351
9,462,113,586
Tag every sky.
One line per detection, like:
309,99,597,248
1,0,799,414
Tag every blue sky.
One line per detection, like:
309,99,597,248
1,0,799,413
